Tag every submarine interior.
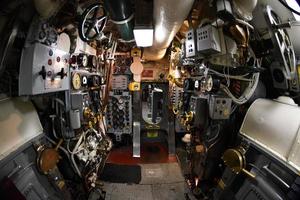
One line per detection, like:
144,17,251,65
0,0,300,199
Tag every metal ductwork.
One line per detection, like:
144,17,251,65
142,0,195,60
104,0,134,41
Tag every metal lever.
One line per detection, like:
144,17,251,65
262,165,290,189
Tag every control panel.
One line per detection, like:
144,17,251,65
69,51,105,131
71,92,91,119
185,29,196,58
196,24,221,54
209,95,232,120
106,91,132,141
19,43,70,95
189,95,208,127
70,53,104,91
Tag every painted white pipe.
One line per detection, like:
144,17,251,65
143,0,195,60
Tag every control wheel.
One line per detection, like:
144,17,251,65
78,3,107,42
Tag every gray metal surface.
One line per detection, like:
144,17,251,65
235,175,285,200
0,98,43,161
0,98,60,199
140,163,184,184
19,43,70,95
133,121,141,158
0,145,61,200
71,92,90,120
209,95,232,119
240,98,300,173
185,29,196,58
196,25,221,54
168,118,176,156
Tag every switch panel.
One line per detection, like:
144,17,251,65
185,29,196,58
106,91,132,141
196,24,221,54
71,92,91,120
209,95,232,119
19,43,70,95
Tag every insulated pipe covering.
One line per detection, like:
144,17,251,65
104,0,134,41
143,0,194,60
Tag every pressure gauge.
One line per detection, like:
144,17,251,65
194,80,200,90
82,55,88,67
88,55,97,68
118,98,124,104
205,75,213,92
77,54,88,67
118,104,124,110
72,73,81,90
82,75,88,86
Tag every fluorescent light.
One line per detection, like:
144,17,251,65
133,29,153,47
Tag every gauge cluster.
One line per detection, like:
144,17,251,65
106,91,132,141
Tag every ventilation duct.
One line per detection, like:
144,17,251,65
104,0,134,41
142,0,194,60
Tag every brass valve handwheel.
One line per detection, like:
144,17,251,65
222,148,255,179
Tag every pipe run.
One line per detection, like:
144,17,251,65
143,0,195,60
104,0,134,41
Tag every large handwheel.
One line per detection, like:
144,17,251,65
78,3,107,42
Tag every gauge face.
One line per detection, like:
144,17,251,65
89,55,97,68
206,76,213,92
82,75,88,86
82,55,88,67
72,73,81,90
77,54,88,67
118,105,124,110
194,80,200,90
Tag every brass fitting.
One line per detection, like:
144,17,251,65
168,74,184,88
185,111,194,123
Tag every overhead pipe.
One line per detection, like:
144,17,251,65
143,0,195,60
104,0,134,41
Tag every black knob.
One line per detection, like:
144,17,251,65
57,68,67,79
39,66,47,79
184,78,195,91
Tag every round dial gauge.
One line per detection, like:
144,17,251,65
205,75,213,92
82,75,88,86
72,73,81,90
118,98,124,104
118,105,124,110
82,55,88,67
88,55,97,68
77,54,88,67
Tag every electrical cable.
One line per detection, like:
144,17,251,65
45,135,70,159
235,19,254,30
70,130,88,177
209,68,251,81
278,0,300,16
221,72,260,105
